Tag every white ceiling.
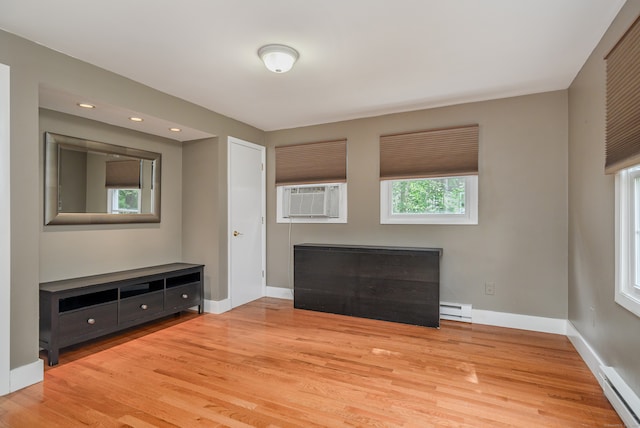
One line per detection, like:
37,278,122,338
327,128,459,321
0,0,627,135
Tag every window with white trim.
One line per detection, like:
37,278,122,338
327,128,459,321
607,15,640,318
379,124,479,225
108,188,141,214
381,176,477,225
275,139,348,224
615,165,640,317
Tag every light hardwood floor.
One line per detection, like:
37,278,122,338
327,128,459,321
0,298,623,427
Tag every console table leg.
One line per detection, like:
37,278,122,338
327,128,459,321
47,348,59,366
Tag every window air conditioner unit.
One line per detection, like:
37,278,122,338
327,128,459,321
284,184,340,218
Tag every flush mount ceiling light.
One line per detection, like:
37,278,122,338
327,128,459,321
129,117,143,122
258,44,299,73
77,102,95,109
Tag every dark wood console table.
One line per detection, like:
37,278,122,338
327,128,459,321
39,263,204,366
294,244,442,327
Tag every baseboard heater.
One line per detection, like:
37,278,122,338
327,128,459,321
440,302,472,323
600,366,640,427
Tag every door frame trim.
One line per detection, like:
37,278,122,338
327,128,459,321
1,63,10,396
226,136,266,308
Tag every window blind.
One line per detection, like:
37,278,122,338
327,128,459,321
275,139,347,185
605,15,640,174
379,124,479,180
105,160,141,188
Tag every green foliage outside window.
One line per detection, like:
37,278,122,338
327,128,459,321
117,189,140,212
391,177,465,215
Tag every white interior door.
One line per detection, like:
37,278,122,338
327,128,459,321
228,137,265,308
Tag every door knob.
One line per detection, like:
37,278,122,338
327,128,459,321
233,230,243,237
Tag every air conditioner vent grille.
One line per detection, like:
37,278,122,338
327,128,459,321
284,184,340,218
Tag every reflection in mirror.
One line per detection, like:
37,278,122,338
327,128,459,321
45,132,161,225
58,149,154,214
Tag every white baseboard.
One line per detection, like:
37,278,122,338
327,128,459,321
10,359,43,393
600,366,640,427
204,298,231,314
203,290,293,314
566,321,606,384
266,286,293,300
257,293,566,335
566,322,640,425
472,309,567,335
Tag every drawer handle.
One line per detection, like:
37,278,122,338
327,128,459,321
181,293,189,299
140,304,148,310
87,318,96,325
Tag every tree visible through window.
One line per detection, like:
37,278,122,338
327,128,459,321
381,175,477,224
392,177,465,215
109,189,141,214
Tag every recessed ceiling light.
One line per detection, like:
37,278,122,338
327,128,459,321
169,127,182,132
77,103,95,109
129,117,144,122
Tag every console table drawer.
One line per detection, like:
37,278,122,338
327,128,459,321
59,302,118,345
119,291,164,323
166,283,201,310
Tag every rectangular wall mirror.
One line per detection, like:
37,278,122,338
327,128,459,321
44,132,161,225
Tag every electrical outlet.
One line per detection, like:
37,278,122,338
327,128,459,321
485,282,495,296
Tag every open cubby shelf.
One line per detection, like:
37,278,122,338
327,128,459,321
120,280,164,299
166,272,201,288
59,289,118,313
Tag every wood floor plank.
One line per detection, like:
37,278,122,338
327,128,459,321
0,298,623,427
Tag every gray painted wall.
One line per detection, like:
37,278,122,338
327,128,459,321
568,0,640,397
265,91,569,318
182,137,220,301
0,29,262,370
86,152,108,213
58,148,87,213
